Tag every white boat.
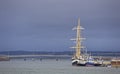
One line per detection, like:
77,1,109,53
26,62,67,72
94,60,102,66
86,56,95,66
86,56,102,66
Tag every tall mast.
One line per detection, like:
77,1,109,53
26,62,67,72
75,18,81,59
71,18,84,59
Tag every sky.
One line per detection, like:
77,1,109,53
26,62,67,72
0,0,120,51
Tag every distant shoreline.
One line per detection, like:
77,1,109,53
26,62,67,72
0,51,120,57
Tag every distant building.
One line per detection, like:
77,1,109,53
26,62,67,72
111,59,120,68
0,56,10,61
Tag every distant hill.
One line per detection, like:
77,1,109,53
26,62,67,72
0,51,120,56
0,51,73,55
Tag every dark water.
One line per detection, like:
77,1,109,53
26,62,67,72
0,59,120,74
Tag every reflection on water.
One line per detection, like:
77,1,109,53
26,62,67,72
0,59,120,74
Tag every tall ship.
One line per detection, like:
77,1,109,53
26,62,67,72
71,18,103,66
71,18,87,66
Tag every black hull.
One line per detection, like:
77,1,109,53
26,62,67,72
86,63,102,66
86,62,95,66
94,64,102,66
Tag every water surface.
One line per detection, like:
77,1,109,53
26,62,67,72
0,59,120,74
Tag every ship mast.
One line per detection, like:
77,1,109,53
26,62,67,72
76,18,81,59
72,18,84,59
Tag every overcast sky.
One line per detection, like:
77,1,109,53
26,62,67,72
0,0,120,51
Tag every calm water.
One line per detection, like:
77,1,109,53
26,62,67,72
0,59,120,74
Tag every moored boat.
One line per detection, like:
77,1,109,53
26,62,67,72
86,56,102,66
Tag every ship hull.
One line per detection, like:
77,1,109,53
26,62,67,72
94,61,102,66
72,63,86,66
72,59,86,66
94,64,102,66
94,62,102,66
86,62,95,66
86,62,102,66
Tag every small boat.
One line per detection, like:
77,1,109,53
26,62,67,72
86,56,102,66
94,60,102,66
86,56,95,66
